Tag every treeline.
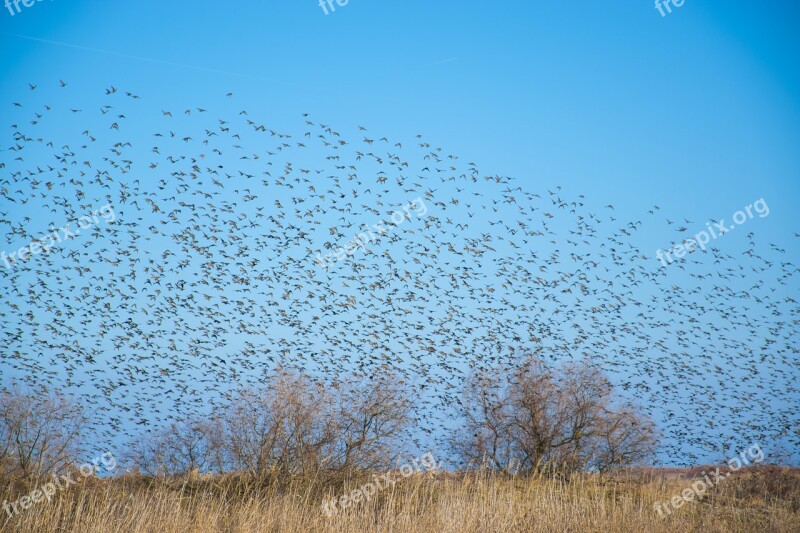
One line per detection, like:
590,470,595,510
0,356,656,481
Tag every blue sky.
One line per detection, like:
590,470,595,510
1,1,799,465
2,0,799,220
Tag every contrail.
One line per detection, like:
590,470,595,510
0,32,275,83
429,57,459,66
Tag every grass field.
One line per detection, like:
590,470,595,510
2,466,798,532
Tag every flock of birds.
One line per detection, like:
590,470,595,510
0,82,798,465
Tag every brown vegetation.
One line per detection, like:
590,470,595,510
453,356,656,474
1,467,799,532
1,361,797,532
123,368,412,477
0,385,86,481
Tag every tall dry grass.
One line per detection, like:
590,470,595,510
1,467,798,532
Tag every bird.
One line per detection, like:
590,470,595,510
0,81,797,466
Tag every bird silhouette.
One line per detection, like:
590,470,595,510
0,82,797,462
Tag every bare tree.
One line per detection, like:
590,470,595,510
126,418,222,477
0,385,86,481
327,370,412,471
454,355,655,475
224,369,337,476
126,368,414,477
591,404,656,473
273,371,337,475
223,386,283,476
124,428,168,477
453,371,518,472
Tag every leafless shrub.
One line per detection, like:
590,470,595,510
125,418,223,477
224,369,338,476
0,384,86,481
453,355,655,475
326,370,412,471
125,368,413,477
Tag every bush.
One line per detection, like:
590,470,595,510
453,354,655,475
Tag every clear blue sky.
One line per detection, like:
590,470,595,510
1,1,799,466
2,0,799,218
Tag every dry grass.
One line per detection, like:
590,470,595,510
1,467,798,532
